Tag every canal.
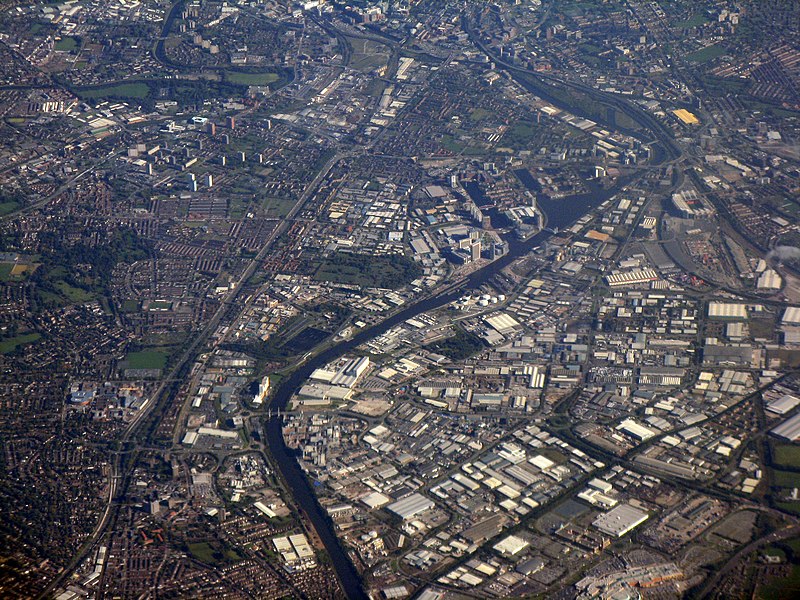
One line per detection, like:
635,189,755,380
265,178,631,599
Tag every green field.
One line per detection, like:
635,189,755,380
351,53,389,71
687,43,726,63
315,252,422,290
365,77,386,99
503,122,541,149
676,13,711,29
440,134,482,156
773,469,800,488
225,71,279,86
469,108,491,122
700,75,748,95
0,333,41,354
440,134,465,154
0,201,19,216
54,281,94,303
773,445,800,468
0,262,37,282
187,541,241,565
55,36,79,52
120,300,140,313
759,564,800,599
0,263,26,281
260,196,295,218
78,82,150,100
187,542,217,564
348,39,389,72
125,350,168,370
427,327,486,361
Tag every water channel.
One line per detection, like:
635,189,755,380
265,179,629,599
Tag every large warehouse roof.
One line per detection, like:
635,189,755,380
767,394,800,416
493,534,529,556
616,418,657,441
783,306,800,325
771,413,800,442
605,269,659,287
361,492,391,509
484,312,521,335
592,504,649,537
708,302,748,319
387,493,435,520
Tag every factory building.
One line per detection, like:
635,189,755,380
592,504,649,537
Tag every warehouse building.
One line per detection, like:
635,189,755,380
605,269,659,287
362,492,392,509
592,504,649,537
757,269,782,290
766,394,800,416
708,302,748,319
616,418,657,441
493,534,529,556
387,493,435,520
484,312,522,335
671,188,714,218
771,413,800,442
782,307,800,325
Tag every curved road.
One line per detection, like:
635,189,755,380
41,6,685,597
38,151,346,600
264,183,635,599
463,14,683,166
261,12,688,600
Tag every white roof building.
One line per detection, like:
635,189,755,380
783,307,800,325
605,269,659,287
757,269,782,290
767,394,800,416
771,413,800,442
493,534,529,556
387,493,435,520
484,312,521,335
616,418,657,441
708,302,748,319
592,504,649,537
362,492,391,509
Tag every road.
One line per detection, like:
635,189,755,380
262,173,638,599
248,13,686,595
462,14,683,166
42,7,689,597
1,150,117,222
695,524,800,599
39,150,345,599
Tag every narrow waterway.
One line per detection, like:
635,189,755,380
265,179,629,599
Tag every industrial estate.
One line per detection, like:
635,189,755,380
1,1,800,599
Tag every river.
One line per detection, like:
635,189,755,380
264,178,630,599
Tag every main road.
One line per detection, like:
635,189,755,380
259,13,688,598
264,182,636,600
44,9,685,597
38,150,344,600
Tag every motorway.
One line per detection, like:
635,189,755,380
43,9,689,598
695,523,800,599
38,150,344,599
250,13,691,600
